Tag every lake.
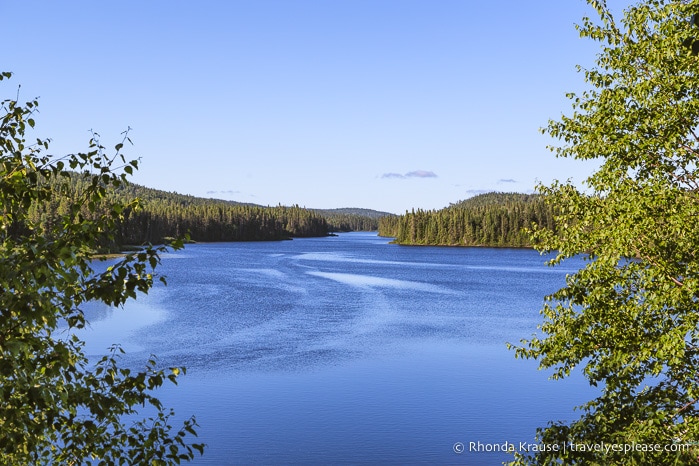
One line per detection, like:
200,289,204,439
79,232,592,465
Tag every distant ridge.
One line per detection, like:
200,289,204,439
148,189,395,219
118,183,395,219
27,174,399,250
312,207,394,232
312,207,393,218
120,184,395,236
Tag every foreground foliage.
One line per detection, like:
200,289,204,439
0,73,203,464
511,1,699,464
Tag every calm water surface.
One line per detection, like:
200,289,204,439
79,232,593,465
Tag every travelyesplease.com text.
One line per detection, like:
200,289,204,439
453,440,696,455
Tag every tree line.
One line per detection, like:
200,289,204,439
24,174,352,250
315,207,390,232
377,192,555,247
22,174,394,251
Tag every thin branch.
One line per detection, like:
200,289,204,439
674,397,699,419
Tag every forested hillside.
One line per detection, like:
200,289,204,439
314,207,393,232
26,175,549,250
120,182,332,242
25,174,332,249
378,192,554,247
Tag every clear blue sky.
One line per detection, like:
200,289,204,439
3,1,618,214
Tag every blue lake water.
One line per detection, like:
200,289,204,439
78,232,593,465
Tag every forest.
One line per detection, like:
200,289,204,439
378,192,555,247
23,173,553,251
313,207,388,232
24,174,386,250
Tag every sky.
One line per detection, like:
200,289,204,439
2,1,622,214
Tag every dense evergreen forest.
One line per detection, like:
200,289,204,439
24,174,550,250
314,208,391,232
378,192,555,247
25,174,386,250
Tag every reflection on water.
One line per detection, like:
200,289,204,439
64,290,166,354
79,232,592,465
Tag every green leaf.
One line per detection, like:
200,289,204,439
0,71,202,464
511,2,699,464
